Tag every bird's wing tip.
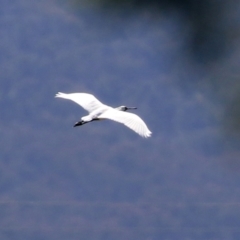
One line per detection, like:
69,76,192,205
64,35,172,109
142,131,152,138
55,92,65,98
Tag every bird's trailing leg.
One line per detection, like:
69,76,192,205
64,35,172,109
73,118,99,127
74,120,86,127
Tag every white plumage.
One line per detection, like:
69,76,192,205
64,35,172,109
55,92,152,138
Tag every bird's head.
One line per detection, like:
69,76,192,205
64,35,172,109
116,106,137,111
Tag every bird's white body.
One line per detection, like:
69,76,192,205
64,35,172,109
55,92,152,138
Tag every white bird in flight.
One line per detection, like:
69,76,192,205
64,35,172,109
55,92,152,138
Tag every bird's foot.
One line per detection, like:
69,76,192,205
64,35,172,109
73,120,85,127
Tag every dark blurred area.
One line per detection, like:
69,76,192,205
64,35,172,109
71,0,236,63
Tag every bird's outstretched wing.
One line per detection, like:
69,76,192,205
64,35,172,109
99,109,152,138
55,92,106,113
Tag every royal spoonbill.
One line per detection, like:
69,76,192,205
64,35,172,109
55,92,152,138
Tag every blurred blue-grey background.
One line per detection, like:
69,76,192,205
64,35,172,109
1,0,240,239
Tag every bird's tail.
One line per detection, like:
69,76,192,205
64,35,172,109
55,92,69,99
